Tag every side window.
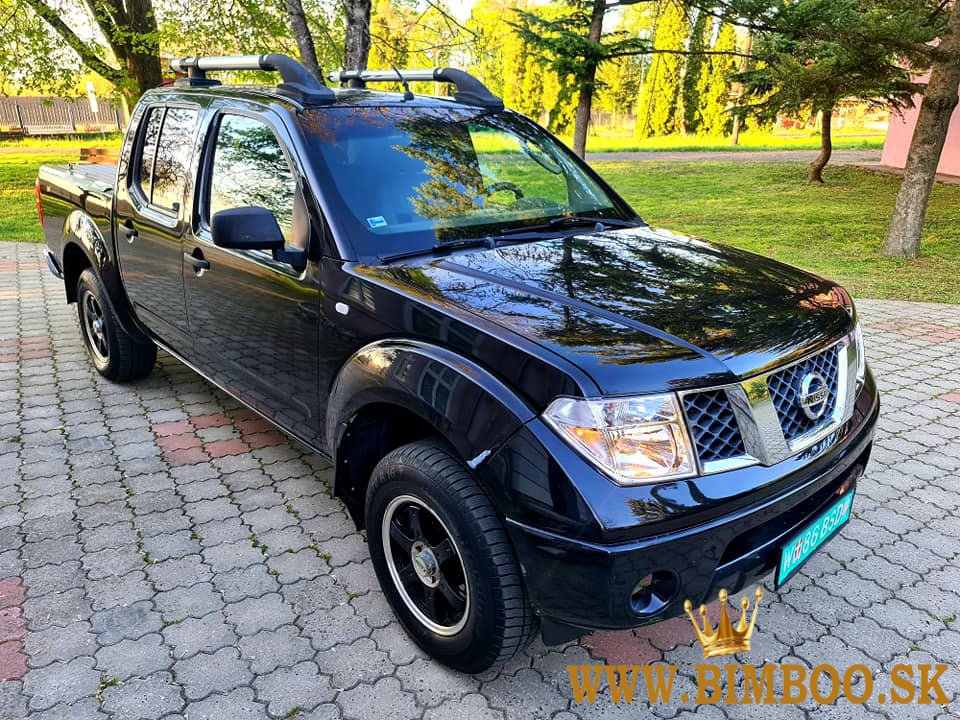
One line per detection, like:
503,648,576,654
207,114,296,243
137,107,164,201
152,107,199,211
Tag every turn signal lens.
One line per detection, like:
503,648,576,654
543,394,696,485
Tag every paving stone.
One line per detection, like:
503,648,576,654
22,588,91,631
281,575,348,617
213,564,280,603
91,600,162,646
396,657,481,707
300,602,370,651
22,656,100,711
153,582,222,622
146,555,212,592
24,620,97,668
83,546,143,580
94,632,172,681
163,611,237,659
24,697,104,720
79,522,137,553
224,593,295,636
238,625,313,674
21,560,85,597
266,548,329,584
314,637,395,689
201,539,264,574
251,660,335,715
338,676,420,720
424,694,505,720
173,646,253,700
86,571,155,611
182,686,268,720
100,671,185,719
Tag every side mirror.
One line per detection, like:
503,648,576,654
211,206,285,251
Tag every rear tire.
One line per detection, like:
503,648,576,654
365,439,537,673
77,268,156,381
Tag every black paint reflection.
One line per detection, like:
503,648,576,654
364,227,851,392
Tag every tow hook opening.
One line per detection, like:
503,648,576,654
630,570,679,616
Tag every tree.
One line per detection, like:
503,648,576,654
681,8,710,133
692,23,737,136
884,1,960,258
344,0,372,77
2,0,161,100
635,0,691,137
283,0,322,78
512,0,650,158
734,6,921,183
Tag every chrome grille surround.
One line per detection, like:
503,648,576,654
679,334,857,475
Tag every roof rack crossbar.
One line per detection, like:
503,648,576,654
326,68,504,110
170,54,335,104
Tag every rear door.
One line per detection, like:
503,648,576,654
182,108,323,447
115,101,201,351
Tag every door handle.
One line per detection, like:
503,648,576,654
122,220,138,242
184,251,210,274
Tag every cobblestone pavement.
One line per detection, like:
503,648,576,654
2,240,960,719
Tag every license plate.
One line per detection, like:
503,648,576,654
776,491,855,587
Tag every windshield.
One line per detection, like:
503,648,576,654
299,105,634,260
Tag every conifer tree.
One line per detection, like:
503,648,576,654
635,0,692,137
681,9,711,133
696,22,738,136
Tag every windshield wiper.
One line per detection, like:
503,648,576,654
379,237,495,264
498,215,641,237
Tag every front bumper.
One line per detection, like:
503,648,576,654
496,379,879,639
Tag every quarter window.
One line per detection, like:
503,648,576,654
207,114,296,243
152,108,199,210
137,107,163,201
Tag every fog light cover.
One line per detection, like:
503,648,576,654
543,394,696,485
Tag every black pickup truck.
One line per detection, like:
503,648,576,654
38,54,879,672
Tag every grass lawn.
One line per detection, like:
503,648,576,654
598,161,960,304
2,138,957,303
575,131,885,154
0,137,122,242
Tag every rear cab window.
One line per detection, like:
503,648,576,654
133,103,200,214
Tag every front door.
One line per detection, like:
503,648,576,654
183,110,322,447
115,103,200,352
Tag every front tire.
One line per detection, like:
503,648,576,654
365,440,537,673
76,268,156,381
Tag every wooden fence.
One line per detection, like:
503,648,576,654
0,96,123,136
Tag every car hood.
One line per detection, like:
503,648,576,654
360,226,853,395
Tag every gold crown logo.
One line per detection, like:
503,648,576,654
684,587,763,659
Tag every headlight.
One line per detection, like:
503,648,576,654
854,321,866,387
542,394,696,485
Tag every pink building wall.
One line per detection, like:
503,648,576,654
882,89,960,177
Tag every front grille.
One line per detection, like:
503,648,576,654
766,347,840,441
682,389,746,463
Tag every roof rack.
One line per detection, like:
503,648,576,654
326,68,504,110
170,54,335,105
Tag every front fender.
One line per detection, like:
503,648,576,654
326,339,535,467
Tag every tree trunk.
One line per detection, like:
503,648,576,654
123,0,162,100
883,3,960,258
344,0,372,88
808,108,832,184
283,0,322,78
572,0,606,159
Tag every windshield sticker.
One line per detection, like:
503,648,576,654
367,216,388,229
